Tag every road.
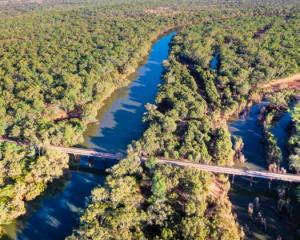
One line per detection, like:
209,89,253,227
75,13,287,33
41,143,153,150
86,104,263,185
260,72,300,92
44,146,300,182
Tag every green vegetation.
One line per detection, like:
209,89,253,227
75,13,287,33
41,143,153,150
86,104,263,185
0,9,195,145
259,104,284,169
133,10,300,167
67,155,242,240
258,97,300,172
264,131,283,168
288,103,300,173
0,0,211,234
136,57,234,165
173,14,300,117
0,142,68,226
1,0,300,238
265,90,299,107
69,2,300,239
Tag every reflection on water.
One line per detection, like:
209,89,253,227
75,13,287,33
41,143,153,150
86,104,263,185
229,103,297,240
6,32,176,240
5,172,102,240
83,34,175,154
270,111,292,169
229,102,268,170
210,53,220,71
230,177,297,240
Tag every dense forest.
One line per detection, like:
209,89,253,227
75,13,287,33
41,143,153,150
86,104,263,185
68,3,300,239
1,0,300,239
0,1,208,235
67,155,241,239
132,12,300,164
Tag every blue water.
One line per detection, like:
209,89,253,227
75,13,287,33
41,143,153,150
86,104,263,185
209,53,219,71
85,32,175,154
270,111,292,169
229,103,292,170
229,103,297,240
229,102,268,170
6,32,175,240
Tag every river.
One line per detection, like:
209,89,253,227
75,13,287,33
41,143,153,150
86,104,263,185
270,108,292,169
3,32,176,240
229,103,298,240
3,31,298,240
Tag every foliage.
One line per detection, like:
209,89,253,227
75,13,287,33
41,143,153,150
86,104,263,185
0,0,211,234
67,154,241,240
0,143,68,226
288,103,300,172
68,2,300,239
264,131,283,166
1,0,300,238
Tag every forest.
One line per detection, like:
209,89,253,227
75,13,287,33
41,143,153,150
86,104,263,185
0,0,300,239
68,2,300,239
0,0,208,235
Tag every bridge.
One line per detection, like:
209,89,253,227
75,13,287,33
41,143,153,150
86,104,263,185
47,147,300,183
48,145,124,159
0,138,124,159
1,138,300,183
152,158,300,183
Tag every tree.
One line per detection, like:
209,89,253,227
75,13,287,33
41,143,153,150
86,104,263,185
151,171,167,202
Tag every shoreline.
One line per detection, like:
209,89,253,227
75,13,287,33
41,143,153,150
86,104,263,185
80,27,178,139
0,29,178,237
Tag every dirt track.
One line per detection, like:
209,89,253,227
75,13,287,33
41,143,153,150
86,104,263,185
260,73,300,92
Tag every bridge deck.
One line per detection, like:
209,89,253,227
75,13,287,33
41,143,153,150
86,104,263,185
1,138,300,183
53,144,300,182
155,158,300,183
48,145,124,159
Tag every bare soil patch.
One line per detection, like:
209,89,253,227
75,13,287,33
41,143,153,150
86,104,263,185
260,73,300,92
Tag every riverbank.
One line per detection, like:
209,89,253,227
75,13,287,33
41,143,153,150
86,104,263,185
0,24,179,237
77,27,178,126
0,11,189,236
3,32,177,240
228,101,300,239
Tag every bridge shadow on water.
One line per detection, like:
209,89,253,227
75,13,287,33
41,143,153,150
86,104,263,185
229,176,300,240
229,102,299,240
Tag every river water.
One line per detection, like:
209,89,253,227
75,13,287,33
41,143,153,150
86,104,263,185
270,109,292,169
229,102,268,170
4,32,175,240
3,31,298,240
229,103,297,240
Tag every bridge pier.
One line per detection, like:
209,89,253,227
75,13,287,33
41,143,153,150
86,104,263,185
268,179,272,189
88,157,96,167
70,153,80,163
250,177,253,187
